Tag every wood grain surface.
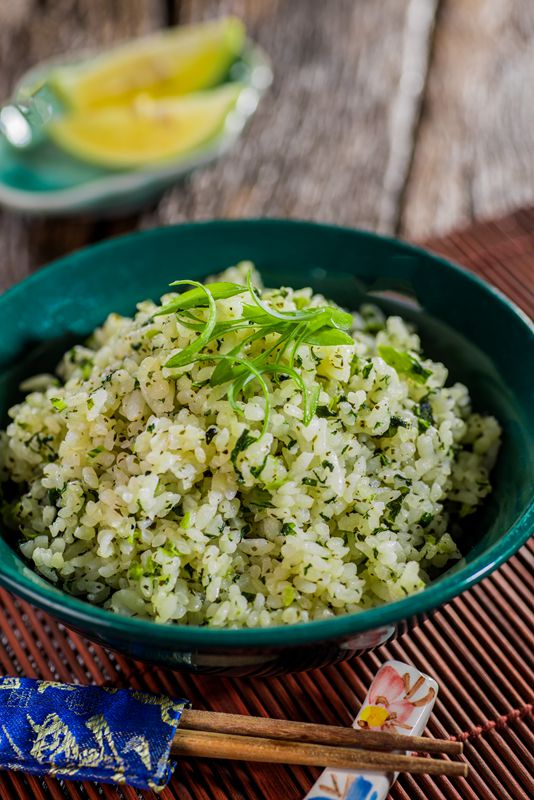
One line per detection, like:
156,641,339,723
1,0,534,290
154,0,436,233
401,0,534,239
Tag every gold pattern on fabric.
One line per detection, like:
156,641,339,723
1,725,25,758
37,682,77,695
130,692,187,726
28,713,81,763
0,676,187,790
0,678,21,691
85,715,125,770
122,735,152,770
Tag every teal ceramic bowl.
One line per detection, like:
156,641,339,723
0,220,532,674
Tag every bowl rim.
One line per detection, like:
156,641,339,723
0,217,532,648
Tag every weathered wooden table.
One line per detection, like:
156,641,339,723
1,0,534,291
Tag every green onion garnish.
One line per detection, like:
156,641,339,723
158,272,355,436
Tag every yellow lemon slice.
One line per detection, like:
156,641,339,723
48,84,242,168
48,17,245,111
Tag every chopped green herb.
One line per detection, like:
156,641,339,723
416,396,435,432
378,345,432,384
230,429,258,475
180,512,192,529
50,397,67,412
281,522,296,535
386,486,410,521
88,446,104,458
322,459,334,472
143,555,158,576
47,487,64,505
282,585,296,606
386,497,403,521
302,477,318,487
250,454,268,478
80,359,93,379
128,563,144,580
362,362,373,379
26,433,57,460
381,415,410,438
418,512,434,528
316,406,337,418
205,426,218,444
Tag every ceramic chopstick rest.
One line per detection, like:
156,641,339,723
304,659,438,800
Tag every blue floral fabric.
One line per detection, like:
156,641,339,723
0,676,188,791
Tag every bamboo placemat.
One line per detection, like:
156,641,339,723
0,208,533,800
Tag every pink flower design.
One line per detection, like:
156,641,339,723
357,665,435,732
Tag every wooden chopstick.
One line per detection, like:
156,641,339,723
171,729,468,777
180,709,463,756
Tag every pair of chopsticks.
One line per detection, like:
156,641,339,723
172,709,467,778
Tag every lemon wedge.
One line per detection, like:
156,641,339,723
48,84,242,168
48,17,245,111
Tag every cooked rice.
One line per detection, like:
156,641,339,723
0,264,501,627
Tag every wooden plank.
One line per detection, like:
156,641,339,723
0,0,166,292
401,0,534,240
147,0,438,232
